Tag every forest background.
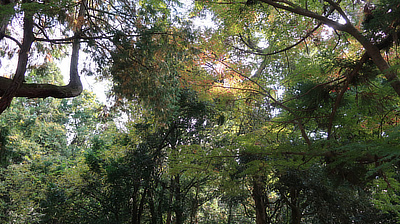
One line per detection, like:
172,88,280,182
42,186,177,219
1,0,400,223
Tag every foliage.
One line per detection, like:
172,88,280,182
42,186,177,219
0,63,107,223
1,0,400,223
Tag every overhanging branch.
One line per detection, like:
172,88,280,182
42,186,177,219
0,0,86,114
0,77,82,98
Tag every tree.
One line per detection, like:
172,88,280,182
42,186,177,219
2,0,400,223
260,0,400,95
167,0,400,222
0,94,107,223
0,62,106,223
0,0,86,114
0,0,199,116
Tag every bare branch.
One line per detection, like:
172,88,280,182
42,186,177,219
2,34,22,48
324,0,350,24
259,0,347,31
235,24,322,56
34,23,50,40
0,77,83,98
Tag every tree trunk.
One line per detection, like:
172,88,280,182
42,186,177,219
190,181,200,224
148,189,157,224
252,177,268,224
227,200,233,224
166,177,174,224
290,189,301,224
0,12,34,114
131,186,139,224
174,175,184,224
136,187,148,224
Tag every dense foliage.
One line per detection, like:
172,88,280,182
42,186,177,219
1,0,400,223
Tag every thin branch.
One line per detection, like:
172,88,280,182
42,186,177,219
34,23,50,40
323,0,351,24
232,0,343,56
327,53,369,139
2,34,22,48
35,32,177,43
234,24,322,56
281,76,345,104
215,60,312,146
259,0,348,31
86,7,119,17
238,33,265,54
219,60,269,93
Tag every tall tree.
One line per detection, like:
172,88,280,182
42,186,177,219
0,62,106,223
176,0,400,222
0,0,197,116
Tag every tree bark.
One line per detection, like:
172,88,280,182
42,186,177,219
290,189,301,224
0,77,82,98
0,11,34,114
131,186,139,224
148,189,157,224
174,175,184,224
136,187,148,224
0,0,84,115
280,188,302,224
252,177,268,224
227,201,233,224
166,177,174,224
190,181,200,224
343,24,400,96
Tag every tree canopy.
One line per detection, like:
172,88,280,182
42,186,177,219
1,0,400,223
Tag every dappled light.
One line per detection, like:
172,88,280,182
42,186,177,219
1,0,400,223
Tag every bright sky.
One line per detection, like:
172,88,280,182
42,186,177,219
59,57,108,103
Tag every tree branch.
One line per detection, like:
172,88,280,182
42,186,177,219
324,0,350,24
0,77,82,98
0,12,34,114
2,34,22,48
259,0,347,31
234,24,321,57
257,0,400,97
327,53,369,140
0,0,87,114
